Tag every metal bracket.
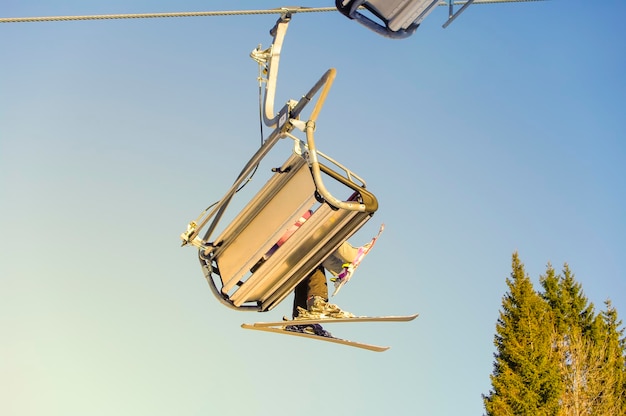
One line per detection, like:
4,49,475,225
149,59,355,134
442,0,476,28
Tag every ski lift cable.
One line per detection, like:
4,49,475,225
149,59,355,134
0,7,336,23
0,1,548,24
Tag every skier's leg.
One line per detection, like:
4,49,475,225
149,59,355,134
293,265,354,319
322,242,359,276
289,266,333,336
292,266,327,318
334,242,359,264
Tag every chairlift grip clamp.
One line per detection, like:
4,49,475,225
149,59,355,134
270,10,292,36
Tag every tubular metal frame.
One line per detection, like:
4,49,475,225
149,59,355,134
180,15,378,311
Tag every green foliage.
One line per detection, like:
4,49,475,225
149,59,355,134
483,253,562,416
484,253,626,416
595,300,626,415
540,263,595,336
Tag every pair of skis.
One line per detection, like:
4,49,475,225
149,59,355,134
242,314,418,352
243,224,415,352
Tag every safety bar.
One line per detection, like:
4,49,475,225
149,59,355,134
296,68,377,213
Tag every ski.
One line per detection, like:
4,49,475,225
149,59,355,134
250,313,419,328
241,323,390,352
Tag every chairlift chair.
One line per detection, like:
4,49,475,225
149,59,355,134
336,0,477,38
180,14,378,313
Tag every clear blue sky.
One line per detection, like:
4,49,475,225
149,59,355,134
1,1,624,415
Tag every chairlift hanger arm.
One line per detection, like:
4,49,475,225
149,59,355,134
264,13,290,127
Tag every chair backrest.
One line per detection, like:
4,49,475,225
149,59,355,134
202,152,375,311
336,0,440,38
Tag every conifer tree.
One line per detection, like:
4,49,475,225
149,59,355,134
540,263,599,415
595,300,626,415
483,253,562,415
538,264,626,415
540,263,595,336
486,256,626,415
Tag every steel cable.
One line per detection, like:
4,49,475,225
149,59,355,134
0,1,549,24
